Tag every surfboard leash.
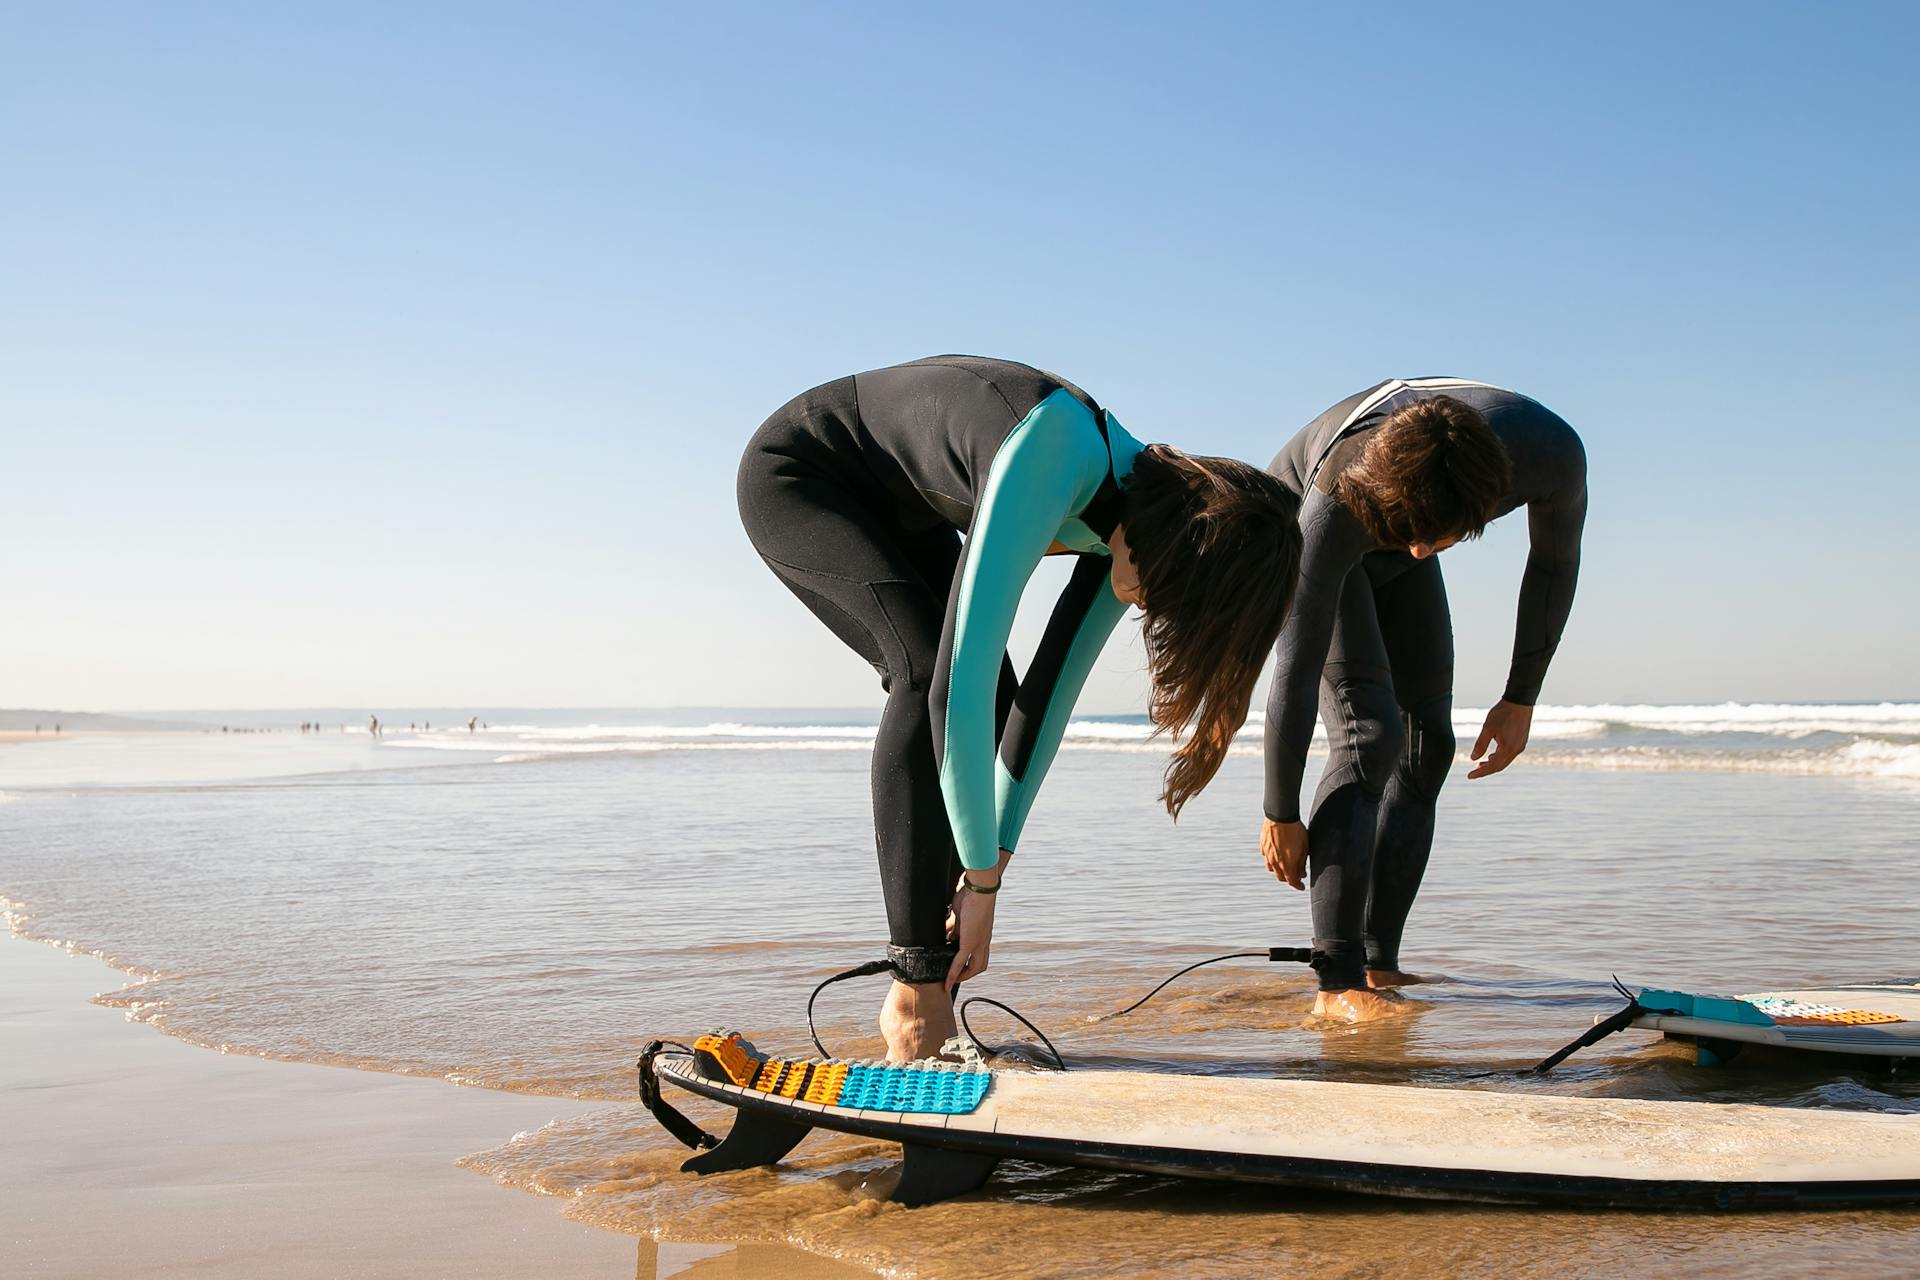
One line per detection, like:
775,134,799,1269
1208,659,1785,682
958,997,1066,1070
804,948,1315,1070
1528,977,1677,1074
806,959,898,1057
637,1039,722,1151
1089,948,1313,1024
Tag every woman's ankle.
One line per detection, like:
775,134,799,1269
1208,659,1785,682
879,980,957,1061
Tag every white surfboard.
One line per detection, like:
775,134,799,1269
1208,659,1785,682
1632,984,1920,1060
643,1033,1920,1209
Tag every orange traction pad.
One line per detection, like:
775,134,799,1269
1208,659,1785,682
694,1032,762,1085
1770,1011,1906,1026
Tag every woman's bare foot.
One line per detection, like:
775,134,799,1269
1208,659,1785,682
1367,969,1438,989
1311,987,1408,1023
879,979,957,1061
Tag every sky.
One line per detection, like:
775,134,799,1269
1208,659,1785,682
2,2,1915,712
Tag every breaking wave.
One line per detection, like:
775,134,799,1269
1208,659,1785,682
367,703,1920,782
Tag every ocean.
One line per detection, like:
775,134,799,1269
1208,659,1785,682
3,704,1918,1277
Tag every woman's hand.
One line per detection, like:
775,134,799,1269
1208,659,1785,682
1469,700,1533,778
1260,818,1309,890
944,859,1005,991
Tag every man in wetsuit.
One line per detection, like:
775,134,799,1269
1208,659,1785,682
1260,378,1588,1021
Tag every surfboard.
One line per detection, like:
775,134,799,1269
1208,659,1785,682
641,1033,1920,1209
1630,984,1920,1065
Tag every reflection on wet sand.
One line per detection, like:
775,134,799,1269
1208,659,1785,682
637,1238,874,1278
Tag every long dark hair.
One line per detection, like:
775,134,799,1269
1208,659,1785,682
1121,446,1302,817
1332,396,1512,546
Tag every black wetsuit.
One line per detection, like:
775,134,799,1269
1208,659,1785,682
737,357,1144,985
1264,378,1588,990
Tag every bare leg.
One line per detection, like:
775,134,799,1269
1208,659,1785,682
880,980,958,1061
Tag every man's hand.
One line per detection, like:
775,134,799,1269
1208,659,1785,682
1260,818,1309,890
1469,700,1533,779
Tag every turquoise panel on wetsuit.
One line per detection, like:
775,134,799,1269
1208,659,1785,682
939,389,1143,871
992,586,1128,852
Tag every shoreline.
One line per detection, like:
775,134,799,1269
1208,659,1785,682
0,729,274,740
0,932,871,1280
0,929,637,1278
0,929,869,1278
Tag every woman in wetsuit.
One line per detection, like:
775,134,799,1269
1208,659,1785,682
1260,378,1588,1022
739,356,1302,1060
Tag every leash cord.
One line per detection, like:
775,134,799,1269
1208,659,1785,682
806,948,1310,1068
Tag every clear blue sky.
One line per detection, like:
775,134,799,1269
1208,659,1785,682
3,2,1914,711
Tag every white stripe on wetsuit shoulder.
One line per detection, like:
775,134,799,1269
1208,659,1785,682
1343,378,1509,434
1401,376,1512,393
1305,377,1513,494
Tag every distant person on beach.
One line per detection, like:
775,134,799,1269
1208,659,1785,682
739,356,1303,1060
369,715,380,738
468,717,477,733
1261,378,1587,1022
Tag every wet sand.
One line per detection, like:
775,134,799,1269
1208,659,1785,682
0,931,865,1279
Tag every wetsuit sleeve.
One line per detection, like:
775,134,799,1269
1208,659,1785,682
993,555,1127,853
1263,490,1372,824
1502,433,1588,705
939,391,1112,871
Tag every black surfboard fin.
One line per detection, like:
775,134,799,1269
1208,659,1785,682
680,1107,815,1174
892,1142,999,1207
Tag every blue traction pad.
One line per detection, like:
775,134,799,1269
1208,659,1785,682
835,1063,992,1114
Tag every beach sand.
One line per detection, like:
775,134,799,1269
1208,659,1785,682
0,931,867,1279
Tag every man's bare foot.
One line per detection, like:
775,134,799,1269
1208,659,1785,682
1311,987,1408,1023
879,979,957,1061
1367,969,1438,989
